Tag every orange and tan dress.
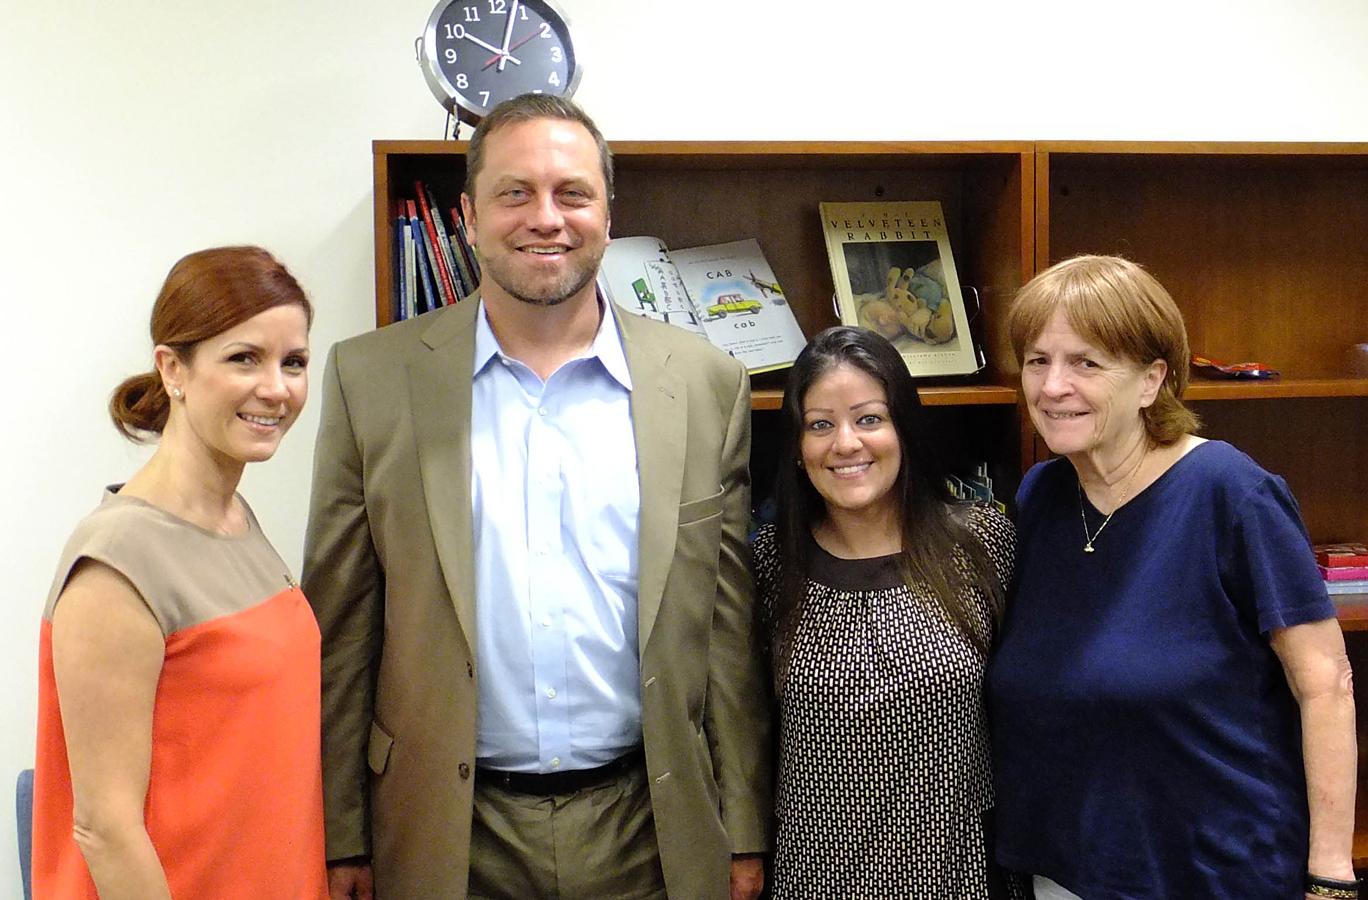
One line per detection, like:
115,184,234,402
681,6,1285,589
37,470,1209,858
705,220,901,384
33,489,328,899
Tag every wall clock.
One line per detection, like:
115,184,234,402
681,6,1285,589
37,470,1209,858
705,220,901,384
418,0,582,126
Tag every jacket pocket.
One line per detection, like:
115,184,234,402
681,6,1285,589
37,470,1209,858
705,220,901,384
367,720,394,775
678,488,724,526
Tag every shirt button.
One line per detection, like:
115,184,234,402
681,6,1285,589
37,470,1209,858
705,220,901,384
458,763,471,780
551,758,561,769
537,407,548,416
541,617,551,627
546,687,557,699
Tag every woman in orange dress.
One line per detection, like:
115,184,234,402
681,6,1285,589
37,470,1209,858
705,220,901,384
33,246,329,900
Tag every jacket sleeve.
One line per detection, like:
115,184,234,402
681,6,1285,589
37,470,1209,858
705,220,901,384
704,364,775,853
301,344,384,862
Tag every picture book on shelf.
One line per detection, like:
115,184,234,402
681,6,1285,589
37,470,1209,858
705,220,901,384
819,200,978,377
598,237,807,374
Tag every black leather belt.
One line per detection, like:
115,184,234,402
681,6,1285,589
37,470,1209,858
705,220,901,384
476,748,645,796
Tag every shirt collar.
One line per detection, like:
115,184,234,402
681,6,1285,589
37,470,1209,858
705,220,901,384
473,293,633,391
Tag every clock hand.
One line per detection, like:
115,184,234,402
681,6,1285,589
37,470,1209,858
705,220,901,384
506,29,542,54
460,32,505,56
496,0,520,72
483,27,539,68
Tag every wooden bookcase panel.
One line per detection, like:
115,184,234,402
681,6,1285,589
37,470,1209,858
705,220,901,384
1039,144,1368,385
1190,397,1368,543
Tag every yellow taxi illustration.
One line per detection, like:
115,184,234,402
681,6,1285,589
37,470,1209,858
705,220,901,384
705,293,763,318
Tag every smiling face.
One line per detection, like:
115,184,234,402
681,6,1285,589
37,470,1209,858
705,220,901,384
800,363,903,523
1021,310,1165,469
460,116,610,310
159,303,310,470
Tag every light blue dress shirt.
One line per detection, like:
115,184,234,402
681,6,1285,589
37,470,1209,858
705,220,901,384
471,300,643,773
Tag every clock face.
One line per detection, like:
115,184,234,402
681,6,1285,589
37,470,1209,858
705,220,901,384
420,0,581,122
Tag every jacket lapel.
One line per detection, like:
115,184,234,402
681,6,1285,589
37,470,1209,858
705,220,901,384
617,309,687,648
409,299,480,654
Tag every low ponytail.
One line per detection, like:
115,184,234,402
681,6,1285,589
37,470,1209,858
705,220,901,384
109,370,171,442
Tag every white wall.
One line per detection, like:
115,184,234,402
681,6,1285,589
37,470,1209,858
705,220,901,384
2,0,1366,893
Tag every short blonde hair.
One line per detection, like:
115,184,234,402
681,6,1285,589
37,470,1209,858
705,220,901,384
1008,255,1199,445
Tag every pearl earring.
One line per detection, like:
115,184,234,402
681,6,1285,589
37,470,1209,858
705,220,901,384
171,388,183,399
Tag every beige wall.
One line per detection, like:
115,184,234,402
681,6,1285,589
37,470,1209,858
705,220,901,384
2,0,1367,894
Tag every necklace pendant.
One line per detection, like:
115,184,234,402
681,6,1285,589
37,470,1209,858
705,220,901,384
1083,543,1095,553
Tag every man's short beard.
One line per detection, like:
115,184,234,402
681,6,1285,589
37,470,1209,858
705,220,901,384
496,257,601,309
506,267,598,308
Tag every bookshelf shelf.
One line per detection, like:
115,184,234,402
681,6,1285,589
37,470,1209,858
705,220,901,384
1185,377,1368,401
918,384,1021,407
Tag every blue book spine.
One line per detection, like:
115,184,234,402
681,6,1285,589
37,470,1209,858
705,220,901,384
411,211,437,313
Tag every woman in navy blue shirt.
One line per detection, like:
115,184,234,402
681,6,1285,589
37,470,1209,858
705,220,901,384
988,255,1356,900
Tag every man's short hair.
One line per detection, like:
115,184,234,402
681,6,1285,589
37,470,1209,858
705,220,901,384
464,93,614,202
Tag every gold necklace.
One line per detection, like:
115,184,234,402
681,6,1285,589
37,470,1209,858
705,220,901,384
1078,457,1145,553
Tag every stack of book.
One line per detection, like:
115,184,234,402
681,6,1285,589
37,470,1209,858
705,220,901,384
393,181,481,321
1315,543,1368,601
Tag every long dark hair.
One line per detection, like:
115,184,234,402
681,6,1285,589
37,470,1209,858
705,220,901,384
770,326,1005,677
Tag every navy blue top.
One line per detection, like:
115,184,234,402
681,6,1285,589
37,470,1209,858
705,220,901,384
987,440,1335,900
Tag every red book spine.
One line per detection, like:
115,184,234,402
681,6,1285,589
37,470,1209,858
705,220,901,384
414,184,456,306
1314,544,1368,568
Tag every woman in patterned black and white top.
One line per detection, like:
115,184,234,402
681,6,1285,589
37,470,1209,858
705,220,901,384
755,326,1024,899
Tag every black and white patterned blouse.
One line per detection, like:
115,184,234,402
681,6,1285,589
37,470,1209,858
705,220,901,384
755,504,1023,899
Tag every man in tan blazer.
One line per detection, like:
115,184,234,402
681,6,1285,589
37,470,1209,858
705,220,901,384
302,94,772,900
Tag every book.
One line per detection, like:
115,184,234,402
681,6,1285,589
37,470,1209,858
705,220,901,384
422,182,470,298
1326,578,1368,597
414,183,458,305
1320,565,1368,581
447,206,479,295
1315,543,1368,568
819,200,979,377
393,201,409,322
407,200,439,314
598,237,807,374
400,202,417,320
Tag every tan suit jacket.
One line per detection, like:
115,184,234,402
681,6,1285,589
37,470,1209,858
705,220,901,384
302,295,773,899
